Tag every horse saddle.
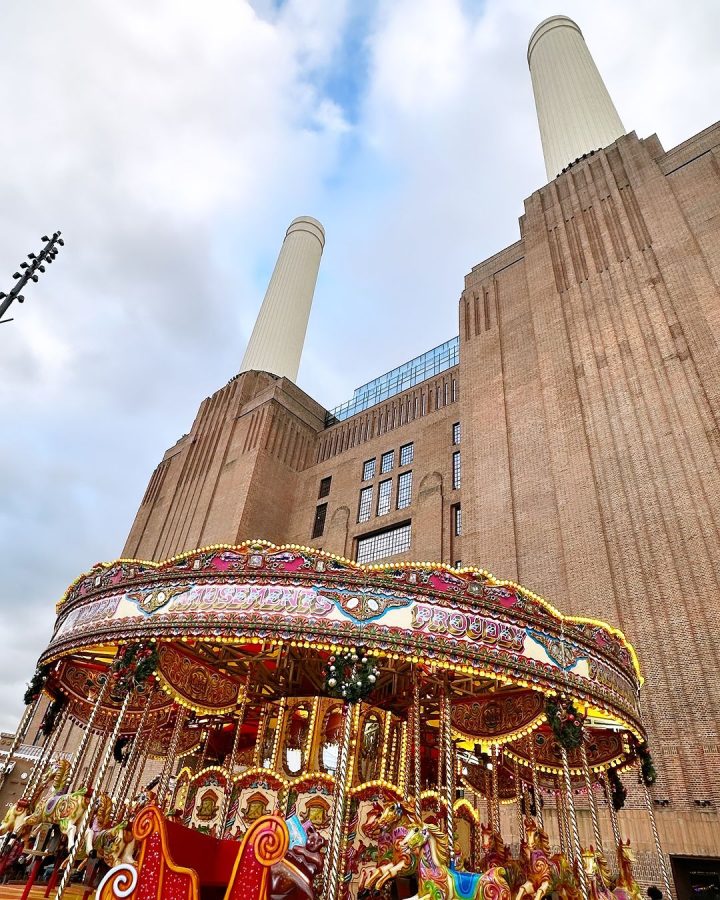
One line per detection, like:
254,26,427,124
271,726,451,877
449,865,482,900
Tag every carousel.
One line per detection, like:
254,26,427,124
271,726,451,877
0,540,672,900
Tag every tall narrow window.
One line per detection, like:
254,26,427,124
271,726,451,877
362,458,376,481
380,450,395,474
312,503,328,539
452,503,462,536
452,451,461,489
318,476,331,499
377,479,392,516
399,443,414,466
397,471,412,509
452,422,461,445
358,486,373,523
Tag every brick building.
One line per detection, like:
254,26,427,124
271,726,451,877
5,14,719,897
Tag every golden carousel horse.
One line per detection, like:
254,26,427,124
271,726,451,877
480,823,511,870
359,799,420,891
23,758,90,847
0,758,62,839
389,821,511,900
82,794,136,869
515,816,579,900
581,842,641,900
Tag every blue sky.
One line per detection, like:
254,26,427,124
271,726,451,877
0,0,718,730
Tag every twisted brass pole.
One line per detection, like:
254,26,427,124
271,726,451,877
413,670,422,820
514,760,525,842
491,745,500,834
324,702,355,900
442,683,455,848
67,674,112,790
113,690,155,820
218,692,249,837
556,787,567,855
561,746,588,900
639,763,674,900
54,691,132,900
0,694,41,788
601,771,622,853
22,704,70,801
528,735,544,828
158,707,188,810
580,742,603,852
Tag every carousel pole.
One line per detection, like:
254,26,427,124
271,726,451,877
579,742,603,852
22,704,70,801
271,698,288,771
483,767,492,828
197,726,212,771
556,787,568,855
0,694,42,788
54,691,132,900
67,673,112,790
441,681,455,848
218,692,249,837
601,771,622,851
528,737,544,828
158,706,188,810
560,746,589,900
323,702,356,900
112,690,155,818
129,713,159,806
413,669,422,820
639,763,674,900
491,745,500,834
514,761,525,843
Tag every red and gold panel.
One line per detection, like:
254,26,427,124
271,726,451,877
226,769,286,839
184,767,229,834
451,689,545,741
508,726,627,774
156,643,242,714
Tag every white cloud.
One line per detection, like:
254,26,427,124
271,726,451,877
1,0,718,730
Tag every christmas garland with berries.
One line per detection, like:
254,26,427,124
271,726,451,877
324,648,379,704
607,768,627,810
636,742,657,786
40,695,67,736
545,696,585,750
24,664,51,706
110,643,158,696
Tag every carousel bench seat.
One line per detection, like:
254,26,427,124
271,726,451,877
96,805,288,900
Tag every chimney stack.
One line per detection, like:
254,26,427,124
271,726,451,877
240,215,325,383
528,16,625,181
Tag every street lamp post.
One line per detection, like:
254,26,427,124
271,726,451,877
0,231,64,324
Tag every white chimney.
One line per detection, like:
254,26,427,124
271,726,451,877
240,215,325,383
528,16,625,181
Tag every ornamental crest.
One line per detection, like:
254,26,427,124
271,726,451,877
451,690,544,739
127,584,189,614
157,643,241,712
319,588,411,622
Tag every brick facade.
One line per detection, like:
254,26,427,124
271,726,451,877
122,124,720,864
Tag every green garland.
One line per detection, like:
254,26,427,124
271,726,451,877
637,742,657,786
545,697,585,750
608,768,627,810
111,643,159,695
40,695,67,736
24,664,51,706
324,648,379,704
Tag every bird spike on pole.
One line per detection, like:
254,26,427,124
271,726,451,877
0,231,64,324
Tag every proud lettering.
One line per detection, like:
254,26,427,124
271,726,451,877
411,604,525,653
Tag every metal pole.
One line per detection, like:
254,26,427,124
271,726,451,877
640,765,674,900
528,736,544,828
113,690,155,819
218,693,248,838
601,771,622,854
323,702,355,900
0,695,41,787
67,674,112,790
491,745,500,834
514,760,525,843
413,669,422,820
556,787,567,855
54,692,132,900
560,746,588,900
580,742,603,852
22,704,70,802
0,232,64,324
441,683,455,847
158,707,188,810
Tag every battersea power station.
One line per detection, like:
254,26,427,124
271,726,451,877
1,15,719,900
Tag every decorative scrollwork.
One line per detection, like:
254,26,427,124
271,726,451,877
132,803,161,841
251,816,290,867
95,863,138,898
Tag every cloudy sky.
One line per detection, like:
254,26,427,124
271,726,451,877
0,0,718,731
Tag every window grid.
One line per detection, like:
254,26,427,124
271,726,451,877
399,443,414,466
312,503,328,539
362,458,376,481
380,450,395,474
358,486,373,523
318,476,332,499
377,479,392,516
356,524,412,565
397,471,413,509
453,503,462,536
452,451,461,489
452,422,461,445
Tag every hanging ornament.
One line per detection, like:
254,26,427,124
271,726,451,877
323,648,379,704
545,697,585,750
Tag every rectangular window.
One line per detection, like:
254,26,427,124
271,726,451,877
356,523,412,565
318,476,332,499
452,503,462,536
452,422,461,445
358,486,373,523
397,471,412,509
452,451,461,489
454,560,462,568
312,503,327,539
399,442,414,466
362,458,376,481
380,450,395,473
377,479,392,516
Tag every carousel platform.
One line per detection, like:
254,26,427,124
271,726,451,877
0,888,85,898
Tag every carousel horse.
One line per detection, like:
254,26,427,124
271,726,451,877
0,798,33,838
24,758,91,848
480,823,511,870
613,840,642,900
0,758,63,839
82,793,136,869
515,816,579,900
581,847,616,900
388,822,511,900
270,821,326,900
359,800,420,893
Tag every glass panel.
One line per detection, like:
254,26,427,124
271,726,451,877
397,471,412,509
377,479,392,516
356,524,411,564
453,422,461,445
380,450,394,473
362,458,376,481
452,451,461,489
358,486,373,523
318,477,331,498
320,705,344,773
358,713,383,782
399,443,414,466
284,704,311,775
